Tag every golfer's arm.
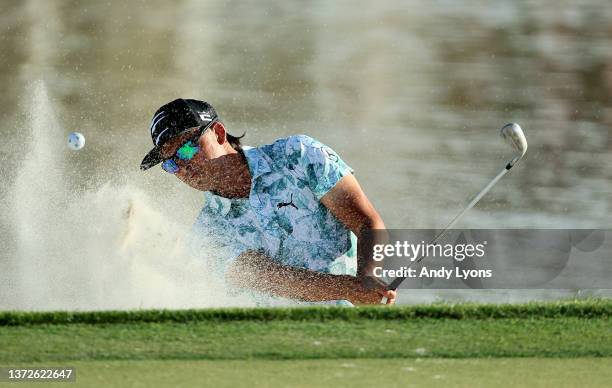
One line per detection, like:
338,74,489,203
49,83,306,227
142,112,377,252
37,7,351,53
320,174,386,278
226,250,364,302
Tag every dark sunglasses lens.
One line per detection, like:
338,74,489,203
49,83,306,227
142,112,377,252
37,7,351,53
161,159,179,174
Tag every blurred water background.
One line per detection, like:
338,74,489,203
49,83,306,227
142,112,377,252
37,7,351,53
0,0,610,309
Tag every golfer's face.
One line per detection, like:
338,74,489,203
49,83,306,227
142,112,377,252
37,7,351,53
160,127,217,190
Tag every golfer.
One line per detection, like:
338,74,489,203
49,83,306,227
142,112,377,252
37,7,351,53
140,98,396,305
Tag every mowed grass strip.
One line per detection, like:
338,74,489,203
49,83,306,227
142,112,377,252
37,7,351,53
1,299,610,326
7,358,612,388
1,317,610,362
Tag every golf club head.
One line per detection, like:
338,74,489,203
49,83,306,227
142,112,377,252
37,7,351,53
500,123,527,167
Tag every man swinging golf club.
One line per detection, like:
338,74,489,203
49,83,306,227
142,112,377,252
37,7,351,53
140,98,396,305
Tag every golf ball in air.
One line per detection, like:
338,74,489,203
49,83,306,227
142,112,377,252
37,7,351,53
67,132,85,150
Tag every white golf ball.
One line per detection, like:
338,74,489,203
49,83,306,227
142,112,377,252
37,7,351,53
67,132,85,150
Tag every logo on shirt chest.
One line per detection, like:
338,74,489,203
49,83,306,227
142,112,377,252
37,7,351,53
277,193,298,210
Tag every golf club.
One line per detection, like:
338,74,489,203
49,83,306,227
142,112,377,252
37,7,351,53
385,123,528,292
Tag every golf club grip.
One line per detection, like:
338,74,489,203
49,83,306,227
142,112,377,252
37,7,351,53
387,278,404,291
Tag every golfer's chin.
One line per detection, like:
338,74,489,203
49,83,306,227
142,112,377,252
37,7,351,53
176,174,211,192
188,180,212,192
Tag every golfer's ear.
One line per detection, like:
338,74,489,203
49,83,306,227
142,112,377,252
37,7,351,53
211,121,226,144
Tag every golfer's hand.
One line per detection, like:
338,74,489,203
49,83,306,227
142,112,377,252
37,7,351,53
346,276,396,305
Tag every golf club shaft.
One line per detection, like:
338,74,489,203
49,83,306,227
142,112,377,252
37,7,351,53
386,165,511,291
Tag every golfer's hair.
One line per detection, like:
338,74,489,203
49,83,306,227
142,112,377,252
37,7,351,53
227,132,245,151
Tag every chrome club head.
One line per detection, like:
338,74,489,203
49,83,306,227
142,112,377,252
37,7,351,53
500,123,528,168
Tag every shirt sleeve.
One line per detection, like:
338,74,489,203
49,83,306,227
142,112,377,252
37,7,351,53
284,135,354,199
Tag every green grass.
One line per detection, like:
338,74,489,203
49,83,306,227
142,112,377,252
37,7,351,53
2,301,610,387
2,299,610,326
7,358,612,388
1,300,610,363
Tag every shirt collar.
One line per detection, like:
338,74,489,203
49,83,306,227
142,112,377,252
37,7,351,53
201,146,271,216
243,146,272,179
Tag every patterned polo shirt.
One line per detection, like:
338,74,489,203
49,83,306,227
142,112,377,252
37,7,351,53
188,135,358,298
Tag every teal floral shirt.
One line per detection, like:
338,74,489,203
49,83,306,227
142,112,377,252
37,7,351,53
190,135,358,287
